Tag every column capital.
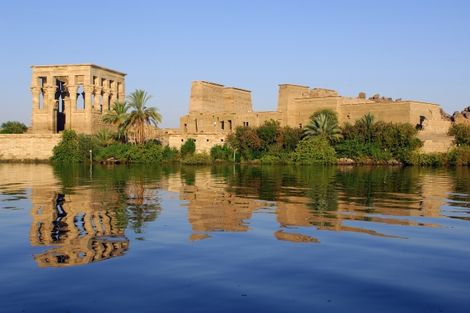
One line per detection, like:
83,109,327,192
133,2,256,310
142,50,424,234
67,85,77,93
83,85,94,93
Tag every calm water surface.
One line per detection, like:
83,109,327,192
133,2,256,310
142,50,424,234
0,164,470,313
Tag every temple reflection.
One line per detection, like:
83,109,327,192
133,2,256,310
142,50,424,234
23,164,162,268
1,163,461,268
169,166,452,242
30,189,129,268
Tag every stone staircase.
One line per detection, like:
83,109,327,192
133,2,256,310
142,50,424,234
417,131,454,153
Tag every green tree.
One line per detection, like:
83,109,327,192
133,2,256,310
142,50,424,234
303,113,343,142
256,119,281,151
181,138,196,158
448,124,470,146
357,113,375,144
103,100,129,141
94,128,116,147
210,144,234,161
279,126,302,151
51,130,82,162
123,90,162,144
291,136,337,164
227,126,263,160
0,121,28,134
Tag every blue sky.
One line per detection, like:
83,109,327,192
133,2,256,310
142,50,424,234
0,0,469,127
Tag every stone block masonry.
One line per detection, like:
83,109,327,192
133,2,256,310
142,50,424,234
0,134,61,161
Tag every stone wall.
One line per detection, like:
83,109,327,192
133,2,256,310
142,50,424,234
167,133,228,153
188,81,253,114
168,81,457,153
0,134,61,161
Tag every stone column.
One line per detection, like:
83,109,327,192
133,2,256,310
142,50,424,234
109,93,116,110
118,82,125,101
102,90,110,112
94,88,102,112
31,86,41,111
84,86,94,114
68,85,77,112
84,86,94,133
45,85,57,132
45,85,57,112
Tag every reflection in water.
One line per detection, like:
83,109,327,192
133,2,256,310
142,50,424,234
2,164,470,312
1,164,469,266
31,191,129,268
170,166,451,242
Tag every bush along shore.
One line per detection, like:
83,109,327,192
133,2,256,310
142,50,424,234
51,110,470,167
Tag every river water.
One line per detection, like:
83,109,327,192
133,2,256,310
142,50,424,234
0,164,469,313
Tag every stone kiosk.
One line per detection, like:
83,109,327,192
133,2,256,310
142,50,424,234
31,64,126,134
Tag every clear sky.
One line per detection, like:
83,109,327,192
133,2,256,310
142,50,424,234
0,0,469,127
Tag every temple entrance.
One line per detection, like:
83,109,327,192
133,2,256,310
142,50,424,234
55,79,67,132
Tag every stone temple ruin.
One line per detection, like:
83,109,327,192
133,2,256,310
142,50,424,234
165,81,454,153
30,64,125,134
14,63,461,159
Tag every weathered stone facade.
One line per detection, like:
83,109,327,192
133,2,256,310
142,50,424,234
0,134,61,161
31,64,126,134
168,81,454,153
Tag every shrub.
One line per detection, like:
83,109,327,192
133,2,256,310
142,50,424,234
51,130,83,162
448,124,470,146
227,126,263,160
449,146,470,166
0,121,28,134
162,146,180,162
373,122,422,160
95,143,129,162
94,128,116,147
279,126,302,151
210,144,234,161
290,136,336,164
340,117,422,162
79,134,100,161
406,151,449,166
181,138,196,158
260,154,282,164
256,119,281,151
95,142,166,163
182,152,211,165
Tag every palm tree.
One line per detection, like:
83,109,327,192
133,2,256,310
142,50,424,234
123,90,162,144
94,128,116,147
103,100,129,141
303,113,343,142
359,113,375,143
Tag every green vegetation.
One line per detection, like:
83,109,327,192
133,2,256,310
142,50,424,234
337,119,422,162
181,152,211,165
303,112,342,143
51,130,87,162
102,89,162,144
0,121,28,134
180,138,196,158
227,120,301,162
210,144,234,161
226,114,423,165
124,90,162,144
449,124,470,146
102,101,129,141
50,108,470,166
291,136,337,164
